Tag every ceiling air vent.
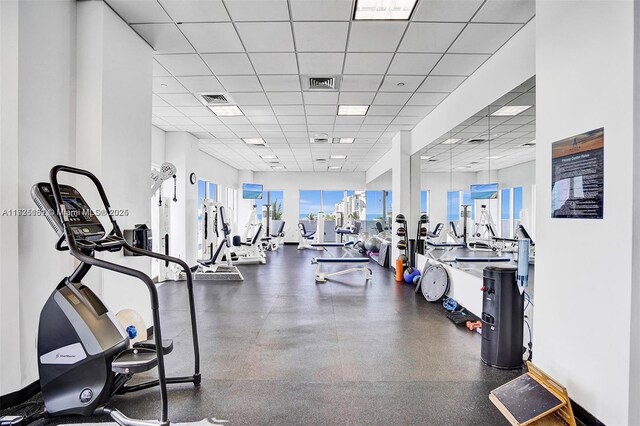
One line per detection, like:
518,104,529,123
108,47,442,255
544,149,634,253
302,75,341,91
309,77,335,90
521,141,537,147
310,137,331,144
198,93,231,105
465,138,486,145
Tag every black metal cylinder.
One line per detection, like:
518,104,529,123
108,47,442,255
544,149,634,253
480,266,524,369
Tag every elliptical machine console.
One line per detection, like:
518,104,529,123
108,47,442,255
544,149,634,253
4,165,202,426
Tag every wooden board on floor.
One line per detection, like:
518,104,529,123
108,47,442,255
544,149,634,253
490,362,576,426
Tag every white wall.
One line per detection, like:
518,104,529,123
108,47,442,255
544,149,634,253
151,125,166,166
535,1,636,424
253,171,367,242
161,130,240,265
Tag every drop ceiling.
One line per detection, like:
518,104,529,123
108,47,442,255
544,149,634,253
106,0,535,172
419,76,536,172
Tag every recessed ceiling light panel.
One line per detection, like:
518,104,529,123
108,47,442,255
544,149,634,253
260,154,278,159
354,0,418,20
442,138,461,145
420,155,433,160
330,155,347,159
333,137,354,144
338,105,369,116
328,166,342,170
491,105,533,116
243,138,265,145
209,105,244,116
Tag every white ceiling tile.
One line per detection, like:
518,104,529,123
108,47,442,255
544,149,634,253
278,116,307,124
177,76,225,92
372,92,412,105
267,92,304,105
254,124,282,132
304,105,337,115
308,125,333,132
338,92,376,104
202,124,230,132
153,106,184,117
388,53,441,75
220,116,251,125
407,92,449,105
153,76,188,93
340,75,384,91
281,124,308,131
159,93,203,106
297,53,344,74
360,124,388,132
472,0,535,23
367,105,403,115
335,116,365,125
192,116,223,125
249,115,279,125
398,105,435,116
348,22,406,52
177,106,217,117
179,23,244,53
418,75,466,92
236,22,294,52
399,23,466,53
307,116,335,124
289,0,353,20
218,75,263,92
379,75,424,92
153,94,170,107
272,105,305,115
430,53,489,76
333,124,361,131
155,54,211,76
153,60,170,76
225,0,290,21
230,92,270,105
259,75,301,91
201,53,254,75
131,24,195,54
159,0,230,22
163,116,195,125
412,0,484,22
242,106,274,116
343,53,393,75
249,53,299,75
449,24,522,54
303,92,339,105
106,0,170,23
293,22,349,52
363,115,394,124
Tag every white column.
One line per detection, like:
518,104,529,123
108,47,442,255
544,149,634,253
76,0,154,325
534,1,637,424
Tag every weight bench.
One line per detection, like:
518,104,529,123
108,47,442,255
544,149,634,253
311,257,372,283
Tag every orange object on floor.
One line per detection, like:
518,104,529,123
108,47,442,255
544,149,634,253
466,320,482,331
395,258,404,281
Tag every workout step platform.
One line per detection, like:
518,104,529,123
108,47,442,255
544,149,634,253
133,338,174,355
111,348,158,374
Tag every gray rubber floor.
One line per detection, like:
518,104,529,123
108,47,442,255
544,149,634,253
23,245,521,425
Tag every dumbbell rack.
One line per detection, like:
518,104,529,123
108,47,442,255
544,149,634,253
396,215,409,268
416,214,429,256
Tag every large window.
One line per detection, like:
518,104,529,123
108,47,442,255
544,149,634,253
500,188,512,238
197,180,218,258
299,190,322,221
421,191,429,214
446,191,460,223
513,186,523,231
256,191,284,221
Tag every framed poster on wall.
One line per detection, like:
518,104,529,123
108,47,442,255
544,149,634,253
551,127,604,219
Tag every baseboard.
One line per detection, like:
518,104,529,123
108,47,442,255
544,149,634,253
571,399,605,426
0,380,40,408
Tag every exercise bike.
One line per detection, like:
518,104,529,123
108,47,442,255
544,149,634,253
3,165,201,426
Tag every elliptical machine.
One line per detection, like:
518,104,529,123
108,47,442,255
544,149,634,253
6,165,201,426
